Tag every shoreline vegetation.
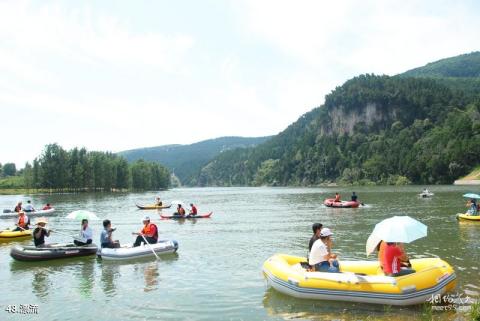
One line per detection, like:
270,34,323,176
0,144,170,195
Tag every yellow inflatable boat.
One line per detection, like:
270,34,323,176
0,229,32,241
263,254,456,306
456,213,480,221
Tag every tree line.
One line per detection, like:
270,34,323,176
195,74,480,186
5,144,170,191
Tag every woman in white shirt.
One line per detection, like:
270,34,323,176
74,219,93,246
308,228,340,272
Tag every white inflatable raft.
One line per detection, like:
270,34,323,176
97,239,178,261
0,208,56,218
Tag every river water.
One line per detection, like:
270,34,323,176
0,186,478,321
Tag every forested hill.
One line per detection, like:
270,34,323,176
118,136,271,185
196,53,480,186
402,51,480,78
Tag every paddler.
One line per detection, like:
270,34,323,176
334,193,341,202
42,203,52,210
155,197,163,206
132,216,158,247
351,192,358,202
189,203,198,216
33,217,51,248
14,201,22,212
13,211,30,231
175,204,186,217
23,200,35,212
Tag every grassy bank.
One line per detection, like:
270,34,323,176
461,166,480,180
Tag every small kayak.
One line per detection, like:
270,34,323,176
323,199,360,208
10,243,98,261
98,240,178,261
160,212,212,219
419,192,434,198
456,213,480,221
0,229,32,241
0,208,56,218
136,204,171,210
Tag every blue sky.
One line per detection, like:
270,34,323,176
1,0,480,167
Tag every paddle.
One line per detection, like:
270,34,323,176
37,226,84,243
141,234,159,260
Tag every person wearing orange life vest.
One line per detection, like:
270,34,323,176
132,216,158,247
13,211,30,231
189,203,198,216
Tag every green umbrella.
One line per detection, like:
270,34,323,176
66,210,99,220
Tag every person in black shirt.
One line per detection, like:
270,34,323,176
309,223,323,252
33,218,51,247
351,192,358,202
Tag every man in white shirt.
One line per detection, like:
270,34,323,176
23,200,35,212
74,219,93,246
308,228,340,272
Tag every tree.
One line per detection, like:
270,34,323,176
3,163,17,177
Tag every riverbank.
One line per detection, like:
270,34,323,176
454,166,480,186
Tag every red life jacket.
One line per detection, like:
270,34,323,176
141,223,158,240
18,215,29,228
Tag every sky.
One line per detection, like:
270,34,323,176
1,0,480,167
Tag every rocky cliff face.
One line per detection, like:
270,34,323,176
320,103,397,136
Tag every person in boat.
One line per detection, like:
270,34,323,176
42,203,52,210
376,240,387,270
74,219,93,246
334,193,341,203
174,204,186,217
14,202,22,213
23,200,35,212
189,203,198,216
351,192,358,202
308,223,323,253
13,211,30,231
155,197,162,206
100,219,119,248
467,199,478,215
308,228,340,272
382,242,415,277
33,218,51,248
132,216,158,247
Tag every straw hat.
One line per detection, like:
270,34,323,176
36,217,48,225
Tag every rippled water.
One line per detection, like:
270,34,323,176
0,186,478,321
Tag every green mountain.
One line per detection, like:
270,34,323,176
402,51,480,78
196,53,480,186
118,136,271,185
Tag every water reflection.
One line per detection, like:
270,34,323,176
78,260,95,298
100,263,120,297
32,269,50,299
262,288,459,321
143,262,159,292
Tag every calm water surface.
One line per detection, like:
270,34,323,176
0,186,479,321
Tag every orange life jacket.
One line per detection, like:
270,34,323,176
18,215,28,228
141,223,158,239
